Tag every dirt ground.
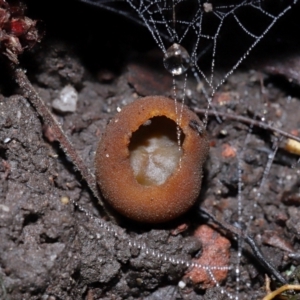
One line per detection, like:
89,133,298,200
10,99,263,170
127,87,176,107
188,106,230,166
0,1,300,299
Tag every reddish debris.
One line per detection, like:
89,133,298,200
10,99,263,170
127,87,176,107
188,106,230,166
274,212,288,226
221,143,236,158
290,129,299,137
97,69,115,82
0,0,41,64
209,140,216,147
213,91,239,106
127,50,172,96
95,128,102,137
1,159,10,180
170,223,189,236
184,225,231,288
43,125,57,142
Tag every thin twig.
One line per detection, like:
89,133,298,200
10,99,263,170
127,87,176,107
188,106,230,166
14,68,115,220
194,108,300,144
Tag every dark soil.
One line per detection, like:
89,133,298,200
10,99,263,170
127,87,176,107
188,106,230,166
0,1,300,299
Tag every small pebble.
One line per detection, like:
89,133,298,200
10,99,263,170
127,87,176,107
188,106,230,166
60,196,69,205
3,137,11,144
52,85,78,113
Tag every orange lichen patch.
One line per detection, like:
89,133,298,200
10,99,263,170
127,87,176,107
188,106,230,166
95,96,209,223
221,143,236,158
184,225,231,288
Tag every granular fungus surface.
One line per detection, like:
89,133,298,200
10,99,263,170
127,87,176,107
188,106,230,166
95,96,210,223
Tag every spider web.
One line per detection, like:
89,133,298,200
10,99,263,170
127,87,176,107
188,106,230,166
81,0,296,93
78,0,299,299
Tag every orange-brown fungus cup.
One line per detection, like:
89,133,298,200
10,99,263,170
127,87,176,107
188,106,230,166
95,96,209,223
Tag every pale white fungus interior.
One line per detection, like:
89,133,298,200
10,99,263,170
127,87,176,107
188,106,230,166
129,116,184,186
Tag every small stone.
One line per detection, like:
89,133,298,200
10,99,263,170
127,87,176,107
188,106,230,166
136,278,143,286
0,204,10,212
203,3,213,12
221,143,237,158
43,125,57,142
52,85,78,113
60,196,69,205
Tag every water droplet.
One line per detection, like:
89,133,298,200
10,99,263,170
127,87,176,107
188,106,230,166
163,43,190,76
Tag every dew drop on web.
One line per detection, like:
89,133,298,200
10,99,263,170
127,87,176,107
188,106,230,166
163,43,191,76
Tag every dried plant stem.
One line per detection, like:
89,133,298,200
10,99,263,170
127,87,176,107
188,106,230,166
262,284,300,300
194,108,300,144
14,68,114,220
